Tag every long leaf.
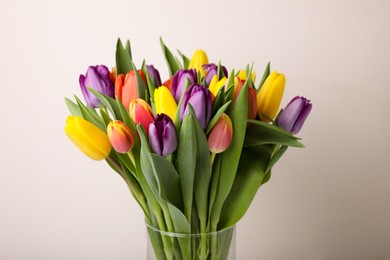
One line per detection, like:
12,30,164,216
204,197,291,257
88,88,123,121
244,120,304,148
74,96,105,130
160,37,182,77
218,144,273,228
176,113,197,222
116,38,132,75
257,62,270,92
205,101,232,134
64,98,82,117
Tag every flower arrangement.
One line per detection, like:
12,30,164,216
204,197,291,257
64,38,312,260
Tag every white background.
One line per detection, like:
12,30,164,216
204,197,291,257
1,0,389,259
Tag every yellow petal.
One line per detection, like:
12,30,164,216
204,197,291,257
256,71,285,121
154,86,178,120
238,70,256,82
209,75,227,96
64,116,111,160
188,49,209,76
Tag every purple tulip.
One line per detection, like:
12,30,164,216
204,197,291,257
79,65,114,108
276,96,312,134
171,69,198,102
146,65,162,88
149,114,177,156
180,84,213,129
203,63,228,86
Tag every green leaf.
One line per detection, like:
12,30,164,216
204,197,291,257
177,49,190,69
87,87,123,121
207,154,221,228
212,86,225,115
151,154,183,210
205,101,232,134
64,97,82,117
74,96,105,131
218,144,273,228
210,83,249,230
244,120,304,148
125,40,132,60
160,37,182,77
116,38,132,75
176,113,197,222
257,62,270,92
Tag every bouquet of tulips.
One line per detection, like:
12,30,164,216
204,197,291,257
64,38,312,260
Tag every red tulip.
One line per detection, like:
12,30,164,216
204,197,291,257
129,98,154,135
107,120,134,153
208,113,233,154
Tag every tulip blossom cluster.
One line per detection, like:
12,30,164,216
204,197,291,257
64,38,312,260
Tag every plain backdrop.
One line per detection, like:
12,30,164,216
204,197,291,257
1,0,389,259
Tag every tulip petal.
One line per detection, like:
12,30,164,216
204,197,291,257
162,121,177,156
79,75,93,107
292,102,312,134
148,123,162,155
154,86,177,120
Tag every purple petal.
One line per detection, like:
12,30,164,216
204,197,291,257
277,97,305,132
162,121,177,156
292,102,312,134
148,123,162,155
79,74,94,107
147,65,162,88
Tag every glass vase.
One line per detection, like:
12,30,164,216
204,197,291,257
146,223,236,260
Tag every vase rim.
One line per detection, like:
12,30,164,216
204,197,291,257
145,221,235,238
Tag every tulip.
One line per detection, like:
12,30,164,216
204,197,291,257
171,69,197,102
129,98,154,135
107,120,134,153
256,71,286,121
188,49,209,76
208,75,227,97
149,114,177,156
233,77,257,121
115,70,146,109
203,63,228,86
276,96,312,134
180,84,212,129
208,113,233,154
64,116,111,160
154,86,178,120
79,65,114,108
146,65,162,88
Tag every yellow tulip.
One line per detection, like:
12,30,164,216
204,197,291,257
208,75,227,97
188,49,209,76
256,71,286,121
238,70,256,83
154,86,178,120
64,116,111,160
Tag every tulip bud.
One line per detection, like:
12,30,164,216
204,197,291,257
146,65,162,88
79,65,114,108
188,49,209,76
107,120,134,153
203,63,228,86
256,71,286,121
171,69,198,102
154,86,178,121
234,77,257,121
64,116,111,160
129,98,154,135
149,114,177,156
180,84,212,129
208,75,227,97
208,113,233,154
276,96,312,134
115,70,146,109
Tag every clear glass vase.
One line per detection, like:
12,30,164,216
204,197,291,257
146,223,236,260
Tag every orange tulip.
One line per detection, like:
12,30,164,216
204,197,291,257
208,113,233,154
234,77,257,121
115,70,146,109
107,120,134,153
